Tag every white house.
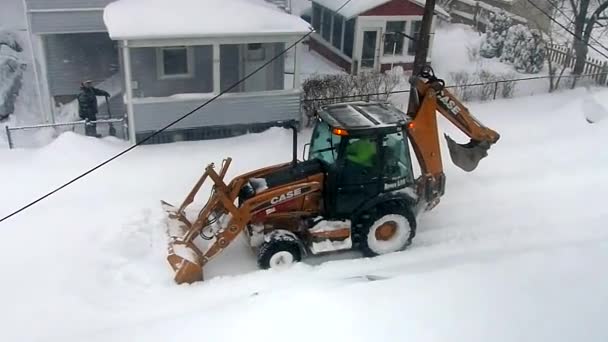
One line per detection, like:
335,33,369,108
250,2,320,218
22,0,311,144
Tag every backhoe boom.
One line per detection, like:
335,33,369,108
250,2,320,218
406,67,500,208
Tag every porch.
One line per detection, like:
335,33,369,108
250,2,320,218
121,37,304,144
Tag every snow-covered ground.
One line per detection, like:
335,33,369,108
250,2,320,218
1,85,608,341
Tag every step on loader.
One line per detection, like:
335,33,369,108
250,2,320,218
161,66,501,284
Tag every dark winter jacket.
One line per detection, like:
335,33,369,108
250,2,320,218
77,87,110,120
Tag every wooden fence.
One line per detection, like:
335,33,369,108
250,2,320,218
543,44,607,85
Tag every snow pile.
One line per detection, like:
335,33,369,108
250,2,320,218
103,0,312,40
1,87,608,341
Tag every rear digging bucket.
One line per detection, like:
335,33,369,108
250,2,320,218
444,134,491,172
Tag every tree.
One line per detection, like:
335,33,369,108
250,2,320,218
501,24,529,63
0,30,22,53
566,0,608,75
514,29,546,73
480,10,513,58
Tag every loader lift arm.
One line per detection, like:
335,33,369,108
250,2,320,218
406,66,500,208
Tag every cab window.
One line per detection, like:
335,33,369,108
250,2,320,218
309,120,342,166
382,130,414,182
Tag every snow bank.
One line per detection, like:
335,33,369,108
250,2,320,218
103,0,312,40
1,89,608,341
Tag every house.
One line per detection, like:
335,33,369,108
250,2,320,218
307,0,450,74
443,0,553,33
22,0,311,144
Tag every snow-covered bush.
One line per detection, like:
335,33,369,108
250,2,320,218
499,24,545,74
450,71,475,101
479,10,512,58
301,69,404,125
1,30,26,121
500,24,528,64
0,30,22,52
514,30,545,73
448,69,517,102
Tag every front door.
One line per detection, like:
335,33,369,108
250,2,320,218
360,29,380,71
334,135,382,215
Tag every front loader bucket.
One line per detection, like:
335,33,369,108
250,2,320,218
162,200,205,284
444,134,492,172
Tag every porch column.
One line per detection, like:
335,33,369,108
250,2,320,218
293,39,301,88
122,40,136,145
213,43,221,93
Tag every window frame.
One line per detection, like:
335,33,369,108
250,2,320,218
383,21,406,56
408,20,422,56
156,46,195,80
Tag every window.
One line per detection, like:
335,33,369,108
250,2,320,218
408,20,422,55
343,19,355,57
384,21,406,55
312,3,322,32
381,131,414,184
321,8,332,41
247,43,265,60
309,120,342,166
157,46,194,79
332,14,343,50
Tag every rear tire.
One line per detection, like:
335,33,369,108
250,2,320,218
257,231,302,270
358,202,416,257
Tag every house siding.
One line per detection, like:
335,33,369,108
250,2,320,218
131,90,302,135
26,0,114,10
29,10,107,34
43,33,119,96
360,0,425,16
129,46,214,98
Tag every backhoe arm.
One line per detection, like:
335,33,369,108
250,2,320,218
406,68,500,209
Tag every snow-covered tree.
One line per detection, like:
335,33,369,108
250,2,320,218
480,10,513,58
0,30,22,53
513,29,545,74
500,24,528,64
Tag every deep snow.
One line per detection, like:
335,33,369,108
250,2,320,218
1,86,607,342
103,0,312,40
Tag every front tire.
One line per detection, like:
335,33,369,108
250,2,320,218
257,231,302,269
358,203,415,257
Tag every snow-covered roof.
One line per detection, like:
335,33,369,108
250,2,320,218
103,0,312,41
313,0,450,19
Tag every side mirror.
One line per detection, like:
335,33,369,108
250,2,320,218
302,143,310,160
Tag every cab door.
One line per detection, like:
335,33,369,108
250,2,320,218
334,135,382,215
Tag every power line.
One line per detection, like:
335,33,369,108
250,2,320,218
301,70,607,103
525,0,608,59
0,0,356,224
545,0,608,54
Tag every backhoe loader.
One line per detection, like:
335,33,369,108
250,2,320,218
161,66,500,284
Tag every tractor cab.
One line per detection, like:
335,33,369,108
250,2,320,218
306,101,417,217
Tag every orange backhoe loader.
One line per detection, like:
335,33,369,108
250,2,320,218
161,66,500,284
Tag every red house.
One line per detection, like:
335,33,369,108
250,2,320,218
308,0,449,74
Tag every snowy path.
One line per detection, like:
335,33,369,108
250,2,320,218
0,88,607,341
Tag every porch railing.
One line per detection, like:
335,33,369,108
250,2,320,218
4,118,127,149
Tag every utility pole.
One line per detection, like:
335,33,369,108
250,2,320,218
407,0,436,116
